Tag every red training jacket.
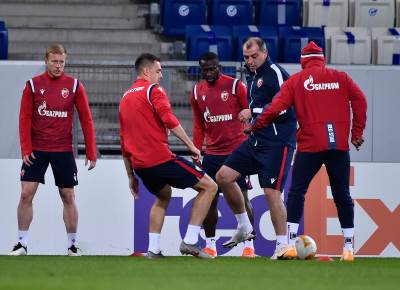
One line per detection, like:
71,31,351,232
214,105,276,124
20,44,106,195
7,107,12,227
19,72,97,160
119,79,179,169
190,74,248,155
250,58,367,152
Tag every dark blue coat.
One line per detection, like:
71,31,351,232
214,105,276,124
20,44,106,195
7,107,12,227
245,58,297,148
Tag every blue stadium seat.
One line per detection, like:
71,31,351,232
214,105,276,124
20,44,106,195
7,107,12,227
185,25,233,61
255,0,302,26
209,0,253,26
278,26,325,63
232,25,279,61
161,0,206,37
0,21,8,60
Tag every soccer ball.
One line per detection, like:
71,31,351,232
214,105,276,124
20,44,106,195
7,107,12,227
295,235,317,260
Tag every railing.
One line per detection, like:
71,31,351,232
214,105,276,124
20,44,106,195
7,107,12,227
66,60,244,156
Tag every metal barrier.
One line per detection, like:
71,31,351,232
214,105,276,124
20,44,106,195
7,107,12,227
66,60,244,156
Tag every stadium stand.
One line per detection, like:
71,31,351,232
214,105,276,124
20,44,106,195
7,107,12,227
278,26,325,63
185,25,233,61
161,0,207,36
305,0,349,27
350,0,395,28
209,0,253,26
255,0,302,26
324,26,371,64
0,0,164,153
0,21,8,60
232,25,279,61
371,27,400,64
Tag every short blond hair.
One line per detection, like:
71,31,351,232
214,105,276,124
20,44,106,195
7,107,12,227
46,43,67,59
243,37,267,53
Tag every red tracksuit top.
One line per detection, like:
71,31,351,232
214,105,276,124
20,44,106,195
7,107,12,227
190,74,248,155
119,79,180,169
19,72,97,160
251,58,367,152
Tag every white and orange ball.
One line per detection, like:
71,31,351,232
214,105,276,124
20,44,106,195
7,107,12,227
295,235,317,260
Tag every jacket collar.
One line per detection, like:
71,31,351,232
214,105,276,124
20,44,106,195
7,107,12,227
245,57,273,78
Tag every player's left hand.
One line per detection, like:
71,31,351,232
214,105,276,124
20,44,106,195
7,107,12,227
85,159,96,170
129,175,139,199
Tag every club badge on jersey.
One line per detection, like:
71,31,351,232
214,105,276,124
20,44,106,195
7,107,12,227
257,78,263,88
61,88,70,98
220,91,229,101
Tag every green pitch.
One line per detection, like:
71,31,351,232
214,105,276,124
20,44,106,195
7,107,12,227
0,256,399,290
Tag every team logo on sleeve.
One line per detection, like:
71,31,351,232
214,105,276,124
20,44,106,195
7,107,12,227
61,88,70,98
257,78,263,88
220,91,229,101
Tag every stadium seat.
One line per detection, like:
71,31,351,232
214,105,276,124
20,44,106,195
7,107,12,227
255,0,302,26
349,0,395,28
185,25,233,61
397,0,400,26
306,0,349,27
0,21,8,60
278,26,325,63
160,0,207,36
371,27,400,64
232,25,279,61
324,26,371,64
209,0,253,26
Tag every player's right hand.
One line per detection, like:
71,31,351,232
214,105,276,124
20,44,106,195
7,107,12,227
188,145,201,164
351,136,364,151
238,109,251,123
23,152,36,166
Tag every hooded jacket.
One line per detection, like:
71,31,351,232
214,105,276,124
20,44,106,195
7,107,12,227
249,41,367,152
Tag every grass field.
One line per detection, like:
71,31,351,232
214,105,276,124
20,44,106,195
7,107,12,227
0,256,399,290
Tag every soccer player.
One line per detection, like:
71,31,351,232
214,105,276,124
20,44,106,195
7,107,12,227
190,52,256,258
119,53,218,259
244,41,367,262
216,37,297,259
9,43,97,256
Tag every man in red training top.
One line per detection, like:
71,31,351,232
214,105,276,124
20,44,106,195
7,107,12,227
119,53,219,259
10,43,97,256
245,41,367,262
190,52,256,258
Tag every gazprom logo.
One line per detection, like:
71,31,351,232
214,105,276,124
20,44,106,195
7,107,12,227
304,75,340,91
203,106,233,123
369,8,378,16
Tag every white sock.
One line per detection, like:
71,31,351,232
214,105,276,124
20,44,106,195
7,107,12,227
183,224,201,245
235,212,252,232
276,235,288,248
148,233,161,254
67,233,77,247
206,237,216,250
18,230,28,247
244,239,254,248
342,228,354,251
287,222,299,246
